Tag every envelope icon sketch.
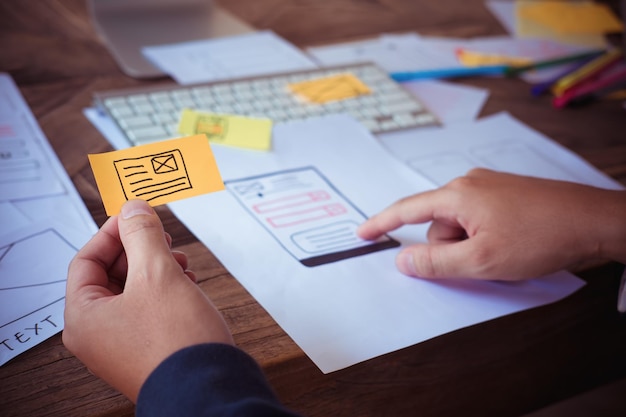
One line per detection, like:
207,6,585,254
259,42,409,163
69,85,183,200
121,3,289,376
151,153,178,173
89,134,225,216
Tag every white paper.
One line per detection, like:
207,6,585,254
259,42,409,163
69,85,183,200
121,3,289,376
378,112,624,190
402,80,489,124
420,35,601,83
168,115,586,373
0,91,64,201
84,108,130,151
307,33,459,73
142,30,318,85
308,31,596,84
0,74,97,232
0,202,30,235
0,221,91,366
0,73,97,365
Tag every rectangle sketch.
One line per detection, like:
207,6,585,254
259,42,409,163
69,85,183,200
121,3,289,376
114,149,192,203
225,166,399,267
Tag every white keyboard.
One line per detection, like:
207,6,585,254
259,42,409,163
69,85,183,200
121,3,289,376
94,63,438,146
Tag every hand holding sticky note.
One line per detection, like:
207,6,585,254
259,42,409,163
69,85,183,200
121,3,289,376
179,109,273,151
89,134,224,216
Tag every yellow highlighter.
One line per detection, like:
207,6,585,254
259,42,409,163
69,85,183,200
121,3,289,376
551,49,623,97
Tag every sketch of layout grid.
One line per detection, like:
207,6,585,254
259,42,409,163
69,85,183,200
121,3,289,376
0,229,78,328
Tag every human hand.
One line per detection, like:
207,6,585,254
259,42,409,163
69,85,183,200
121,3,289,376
358,168,626,280
63,200,234,402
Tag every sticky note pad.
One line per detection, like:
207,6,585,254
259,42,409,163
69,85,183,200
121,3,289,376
456,49,532,67
179,109,272,151
288,73,371,103
88,134,224,216
518,1,624,35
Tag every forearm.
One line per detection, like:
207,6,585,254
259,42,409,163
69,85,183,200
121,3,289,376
590,189,626,265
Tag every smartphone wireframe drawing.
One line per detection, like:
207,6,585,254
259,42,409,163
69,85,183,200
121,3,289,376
225,166,399,267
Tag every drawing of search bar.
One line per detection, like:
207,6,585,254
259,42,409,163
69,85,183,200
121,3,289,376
267,203,347,228
253,190,330,213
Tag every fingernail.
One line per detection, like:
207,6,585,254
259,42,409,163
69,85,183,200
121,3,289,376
121,199,153,219
397,251,418,277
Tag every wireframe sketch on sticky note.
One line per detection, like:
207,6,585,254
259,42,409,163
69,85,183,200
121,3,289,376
225,166,399,267
194,114,229,141
178,109,273,151
90,134,224,216
114,149,192,203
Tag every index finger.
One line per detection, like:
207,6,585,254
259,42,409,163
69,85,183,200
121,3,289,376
357,188,453,240
65,216,122,299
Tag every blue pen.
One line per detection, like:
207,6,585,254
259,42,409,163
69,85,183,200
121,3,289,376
389,65,509,82
530,54,605,97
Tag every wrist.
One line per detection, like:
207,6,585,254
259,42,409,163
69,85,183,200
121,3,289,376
585,189,626,264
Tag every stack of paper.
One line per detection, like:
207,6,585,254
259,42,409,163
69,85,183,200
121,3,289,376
0,74,96,366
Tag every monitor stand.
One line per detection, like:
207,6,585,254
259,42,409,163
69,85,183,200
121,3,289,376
88,0,255,79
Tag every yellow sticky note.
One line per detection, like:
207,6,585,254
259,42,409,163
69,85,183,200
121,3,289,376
288,73,371,103
88,135,224,216
518,1,624,35
179,109,272,151
456,49,533,67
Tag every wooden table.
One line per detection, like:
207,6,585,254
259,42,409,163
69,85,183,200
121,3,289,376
1,1,625,416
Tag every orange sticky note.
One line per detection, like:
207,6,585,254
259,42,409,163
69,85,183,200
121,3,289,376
456,48,533,67
88,135,224,216
518,1,624,35
288,73,371,103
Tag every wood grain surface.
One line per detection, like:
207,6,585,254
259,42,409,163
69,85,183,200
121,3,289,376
1,1,625,416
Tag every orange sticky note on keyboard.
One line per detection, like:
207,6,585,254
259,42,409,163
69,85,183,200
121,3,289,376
288,73,371,103
88,135,224,216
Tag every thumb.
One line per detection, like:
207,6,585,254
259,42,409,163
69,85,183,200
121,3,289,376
395,239,483,279
118,200,174,280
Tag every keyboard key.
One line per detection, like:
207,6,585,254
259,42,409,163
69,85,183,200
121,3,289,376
127,125,169,142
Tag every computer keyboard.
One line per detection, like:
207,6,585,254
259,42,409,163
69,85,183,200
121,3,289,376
94,63,438,146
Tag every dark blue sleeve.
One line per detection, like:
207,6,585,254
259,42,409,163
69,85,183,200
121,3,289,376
136,343,302,417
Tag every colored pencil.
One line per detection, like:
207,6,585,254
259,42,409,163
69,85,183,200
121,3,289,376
504,49,606,77
553,66,626,108
551,49,623,97
530,53,604,97
389,65,509,82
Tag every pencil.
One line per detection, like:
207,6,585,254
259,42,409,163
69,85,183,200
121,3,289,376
553,66,626,108
505,49,606,77
389,65,509,82
551,49,623,97
530,53,604,97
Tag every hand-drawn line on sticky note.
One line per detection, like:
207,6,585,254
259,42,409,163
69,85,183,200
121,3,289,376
288,73,371,104
89,134,225,216
114,149,192,202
